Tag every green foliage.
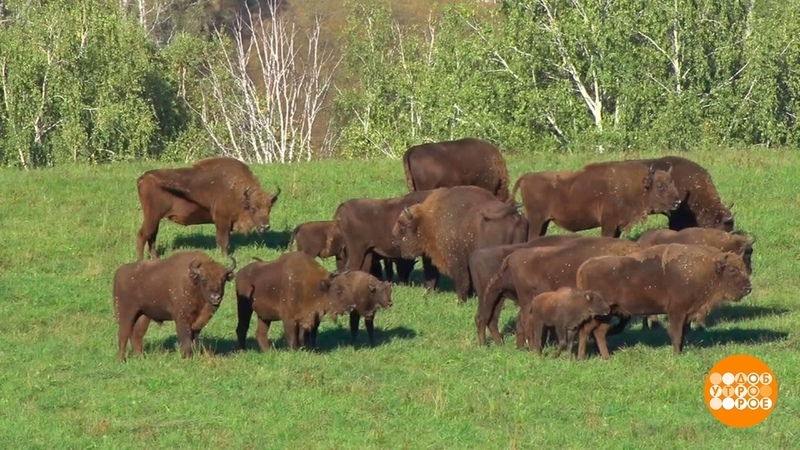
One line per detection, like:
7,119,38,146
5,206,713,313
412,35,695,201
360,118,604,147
0,148,798,446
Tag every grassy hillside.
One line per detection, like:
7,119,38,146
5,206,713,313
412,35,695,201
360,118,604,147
0,148,797,448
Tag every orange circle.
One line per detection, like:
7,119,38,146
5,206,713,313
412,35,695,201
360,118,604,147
704,354,778,428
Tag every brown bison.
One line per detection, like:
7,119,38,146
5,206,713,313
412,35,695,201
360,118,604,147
113,251,236,361
392,186,529,302
290,220,403,282
403,138,511,202
234,252,357,351
633,156,734,231
136,157,280,260
637,227,755,329
479,237,641,346
511,161,682,239
576,244,752,359
330,191,434,286
516,287,611,356
469,234,582,346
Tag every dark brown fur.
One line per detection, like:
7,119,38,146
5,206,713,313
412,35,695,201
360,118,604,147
637,228,755,328
576,244,752,359
479,237,641,346
403,138,511,202
511,161,682,239
634,156,734,231
516,287,610,356
392,186,529,302
469,234,582,346
112,251,236,361
330,191,435,286
234,252,357,351
136,157,280,259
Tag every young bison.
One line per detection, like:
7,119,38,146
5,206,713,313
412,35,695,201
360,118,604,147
391,185,528,302
516,287,610,356
234,252,357,351
113,251,236,361
576,244,752,359
511,161,682,239
136,157,280,259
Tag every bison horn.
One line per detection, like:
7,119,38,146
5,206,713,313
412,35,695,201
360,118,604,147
189,258,202,276
403,206,413,218
251,256,264,262
648,163,656,175
666,162,673,174
226,256,237,272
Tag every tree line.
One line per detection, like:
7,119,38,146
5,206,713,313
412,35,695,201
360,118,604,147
0,0,797,168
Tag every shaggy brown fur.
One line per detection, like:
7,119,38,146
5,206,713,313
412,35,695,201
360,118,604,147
391,186,528,302
479,237,640,346
234,252,357,351
575,244,752,359
113,251,236,361
135,157,280,259
329,191,433,286
637,228,755,328
402,138,511,202
516,287,610,356
469,234,582,346
511,161,682,239
633,156,734,231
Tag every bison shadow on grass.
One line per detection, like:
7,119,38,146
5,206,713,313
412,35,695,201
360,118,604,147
146,325,418,357
168,229,293,254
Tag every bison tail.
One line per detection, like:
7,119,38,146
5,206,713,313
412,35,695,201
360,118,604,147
481,255,510,320
492,150,512,203
324,217,342,259
287,225,300,251
510,174,525,204
402,147,416,192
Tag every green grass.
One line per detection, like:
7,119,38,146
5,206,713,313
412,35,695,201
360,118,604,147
0,148,798,448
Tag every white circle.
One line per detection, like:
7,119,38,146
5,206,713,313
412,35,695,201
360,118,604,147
722,397,735,410
709,397,722,410
748,372,759,384
722,372,735,385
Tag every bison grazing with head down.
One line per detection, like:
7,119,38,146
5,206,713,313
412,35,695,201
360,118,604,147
633,156,734,231
403,138,511,202
392,186,529,302
637,227,755,329
136,157,280,260
113,250,236,361
512,161,682,239
576,243,752,359
234,252,357,351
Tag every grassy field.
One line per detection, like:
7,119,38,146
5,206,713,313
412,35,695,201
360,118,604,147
0,148,797,448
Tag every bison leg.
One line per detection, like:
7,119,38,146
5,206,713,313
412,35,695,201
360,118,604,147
576,318,600,360
453,267,472,303
530,320,546,356
487,297,507,345
553,327,569,358
214,221,233,257
382,258,394,282
395,259,415,285
175,321,194,359
136,219,161,260
422,256,439,291
283,319,300,350
335,254,346,272
514,311,526,349
600,222,622,239
349,311,361,345
116,310,139,362
309,316,320,349
130,314,151,357
255,318,272,351
367,254,383,279
236,295,254,350
592,321,614,360
667,313,689,356
364,317,376,346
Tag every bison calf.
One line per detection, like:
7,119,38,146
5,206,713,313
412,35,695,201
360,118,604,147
516,287,610,356
113,251,236,361
235,252,357,351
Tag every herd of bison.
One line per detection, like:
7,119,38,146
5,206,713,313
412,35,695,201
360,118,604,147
114,137,755,363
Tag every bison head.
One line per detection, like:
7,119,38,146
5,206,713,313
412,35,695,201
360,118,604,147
320,271,357,322
391,206,425,259
243,186,281,233
369,278,393,310
582,290,612,317
712,203,735,231
714,252,752,301
644,164,682,214
188,256,237,307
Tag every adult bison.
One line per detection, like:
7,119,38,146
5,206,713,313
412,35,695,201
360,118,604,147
403,138,511,201
469,234,582,346
136,157,280,260
633,156,734,231
478,237,640,346
290,220,404,282
576,244,752,359
234,252,357,351
113,251,236,361
330,191,434,287
511,161,682,239
391,186,528,302
637,227,755,329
